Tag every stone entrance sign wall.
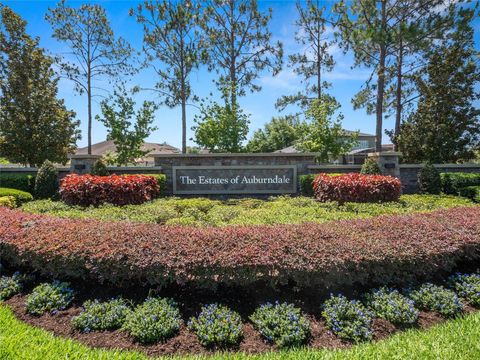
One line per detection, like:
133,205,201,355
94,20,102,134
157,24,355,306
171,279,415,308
173,165,297,195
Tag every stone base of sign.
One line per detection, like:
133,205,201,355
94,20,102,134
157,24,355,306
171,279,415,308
368,152,402,178
69,154,102,174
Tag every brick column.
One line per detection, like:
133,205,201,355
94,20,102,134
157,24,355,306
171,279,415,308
367,152,402,178
69,155,102,174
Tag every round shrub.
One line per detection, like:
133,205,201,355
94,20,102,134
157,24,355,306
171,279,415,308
34,160,59,199
188,303,243,348
409,283,463,317
90,159,109,176
122,297,181,344
250,301,310,348
322,294,373,343
313,173,401,203
0,196,16,209
360,158,381,175
448,273,480,307
0,188,33,204
418,163,441,195
0,272,25,301
72,298,131,332
364,287,418,325
26,281,74,316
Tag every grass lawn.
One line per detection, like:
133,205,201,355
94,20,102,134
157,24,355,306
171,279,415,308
20,194,475,226
0,305,479,360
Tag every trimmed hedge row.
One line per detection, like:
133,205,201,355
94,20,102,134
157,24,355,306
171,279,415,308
0,188,33,204
441,173,480,195
0,207,479,290
0,173,35,193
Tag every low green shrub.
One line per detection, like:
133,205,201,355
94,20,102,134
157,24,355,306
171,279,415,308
322,295,373,343
448,273,480,307
299,174,317,197
25,281,74,316
0,273,25,301
409,284,463,317
0,173,35,193
418,163,441,195
122,297,181,344
364,287,418,325
441,172,480,195
90,160,109,176
72,298,131,333
188,304,243,348
360,158,381,175
250,302,310,348
0,188,33,204
0,196,16,208
34,160,58,199
458,186,480,202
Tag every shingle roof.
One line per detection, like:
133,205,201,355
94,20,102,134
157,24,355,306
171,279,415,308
75,140,180,156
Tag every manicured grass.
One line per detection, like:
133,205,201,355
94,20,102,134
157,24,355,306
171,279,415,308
20,194,475,226
0,305,479,359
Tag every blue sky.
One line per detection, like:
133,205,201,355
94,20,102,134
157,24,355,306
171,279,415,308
3,0,480,150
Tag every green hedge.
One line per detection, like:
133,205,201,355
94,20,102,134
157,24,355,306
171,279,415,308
0,174,35,193
0,188,33,204
441,173,480,195
458,186,480,202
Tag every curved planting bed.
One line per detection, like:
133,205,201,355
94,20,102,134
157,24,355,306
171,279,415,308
0,206,479,290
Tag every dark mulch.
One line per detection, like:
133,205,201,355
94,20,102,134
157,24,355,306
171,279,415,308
5,292,474,358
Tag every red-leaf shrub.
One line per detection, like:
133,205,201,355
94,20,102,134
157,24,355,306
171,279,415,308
59,174,160,206
1,207,479,291
313,173,401,203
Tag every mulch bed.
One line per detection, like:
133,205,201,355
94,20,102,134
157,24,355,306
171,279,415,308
4,292,476,358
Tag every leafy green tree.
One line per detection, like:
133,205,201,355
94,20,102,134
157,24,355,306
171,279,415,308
34,160,59,199
245,115,308,153
360,158,381,175
192,101,249,153
96,86,158,165
276,0,335,112
296,98,358,162
395,8,480,163
130,0,206,154
0,5,80,167
46,0,134,155
201,0,283,106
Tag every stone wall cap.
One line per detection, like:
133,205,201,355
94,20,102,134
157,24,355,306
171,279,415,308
367,151,403,157
107,166,162,171
400,163,480,168
308,164,362,169
151,152,319,158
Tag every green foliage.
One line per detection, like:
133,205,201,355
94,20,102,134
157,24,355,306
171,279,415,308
96,86,158,166
440,173,480,195
25,281,74,316
395,9,480,163
0,273,25,300
360,158,381,175
0,188,33,204
46,0,133,154
143,174,166,197
90,160,109,176
417,163,441,195
122,297,181,344
21,194,474,227
458,186,480,202
0,6,80,167
34,160,58,199
0,195,16,208
0,173,35,193
322,295,373,343
299,174,317,197
72,298,131,333
364,288,418,325
245,115,308,153
448,273,480,307
409,284,463,317
296,98,358,162
250,302,310,348
188,304,243,348
192,101,249,153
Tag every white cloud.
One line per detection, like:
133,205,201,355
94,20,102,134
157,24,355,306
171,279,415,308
260,69,300,90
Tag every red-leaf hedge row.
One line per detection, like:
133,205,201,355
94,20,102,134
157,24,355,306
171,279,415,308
313,173,402,203
59,174,160,206
0,207,479,290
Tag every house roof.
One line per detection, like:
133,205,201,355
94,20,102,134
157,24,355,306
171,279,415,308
75,140,180,156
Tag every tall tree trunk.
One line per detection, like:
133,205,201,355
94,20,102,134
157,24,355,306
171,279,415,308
181,97,187,154
394,39,403,152
87,65,92,155
375,0,387,153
